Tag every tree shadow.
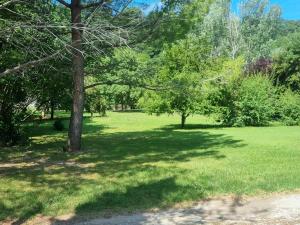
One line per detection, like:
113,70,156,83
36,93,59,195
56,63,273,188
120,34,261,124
23,117,106,137
0,121,245,223
51,179,267,225
158,123,227,131
52,176,209,224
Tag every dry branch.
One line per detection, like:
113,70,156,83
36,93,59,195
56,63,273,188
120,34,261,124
0,51,61,77
0,0,20,9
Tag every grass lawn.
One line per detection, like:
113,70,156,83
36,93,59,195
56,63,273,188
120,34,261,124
1,112,300,222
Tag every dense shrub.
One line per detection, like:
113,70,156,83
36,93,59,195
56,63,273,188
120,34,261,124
0,76,30,146
212,76,276,126
246,58,272,75
277,89,300,126
208,82,239,126
235,76,276,126
53,120,64,131
0,121,28,147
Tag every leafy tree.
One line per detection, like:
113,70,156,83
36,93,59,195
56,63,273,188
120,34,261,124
198,0,235,57
272,32,300,92
1,0,148,151
240,0,281,61
0,0,65,145
32,60,72,120
140,35,213,128
85,47,149,111
197,0,283,62
0,75,29,146
142,0,212,55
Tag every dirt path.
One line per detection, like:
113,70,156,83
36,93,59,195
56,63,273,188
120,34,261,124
23,193,300,225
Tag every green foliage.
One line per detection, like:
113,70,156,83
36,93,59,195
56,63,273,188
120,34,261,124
240,0,281,61
85,48,148,112
197,0,282,61
85,89,112,117
272,32,300,92
143,0,212,55
0,120,27,147
140,34,214,127
0,75,29,146
236,76,276,126
53,119,64,131
212,75,276,126
277,89,300,126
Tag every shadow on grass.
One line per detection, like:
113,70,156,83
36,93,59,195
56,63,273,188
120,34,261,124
0,121,245,223
158,123,227,131
24,117,107,137
52,176,210,224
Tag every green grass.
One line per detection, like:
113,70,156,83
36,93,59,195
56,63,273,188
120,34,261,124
1,112,300,222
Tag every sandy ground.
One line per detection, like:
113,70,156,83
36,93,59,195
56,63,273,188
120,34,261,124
6,193,300,225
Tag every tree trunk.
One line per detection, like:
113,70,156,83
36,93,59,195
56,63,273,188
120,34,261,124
67,0,84,152
50,100,54,120
41,110,45,119
181,113,187,129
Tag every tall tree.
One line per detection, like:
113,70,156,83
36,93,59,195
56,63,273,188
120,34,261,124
51,0,145,151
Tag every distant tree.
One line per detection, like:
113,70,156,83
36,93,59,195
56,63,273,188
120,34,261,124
272,32,300,92
33,60,72,120
240,0,281,61
143,0,212,55
198,0,282,61
139,35,214,128
85,47,148,111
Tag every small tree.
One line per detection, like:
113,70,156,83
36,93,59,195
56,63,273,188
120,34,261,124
140,35,213,128
85,83,113,117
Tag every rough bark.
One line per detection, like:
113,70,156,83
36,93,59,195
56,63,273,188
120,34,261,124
181,113,187,129
50,100,55,120
67,0,85,152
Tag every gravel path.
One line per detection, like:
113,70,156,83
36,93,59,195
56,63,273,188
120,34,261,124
21,193,300,225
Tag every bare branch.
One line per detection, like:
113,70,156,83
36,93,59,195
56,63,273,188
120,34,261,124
0,51,62,77
57,0,71,8
84,79,166,91
0,0,20,9
81,0,107,9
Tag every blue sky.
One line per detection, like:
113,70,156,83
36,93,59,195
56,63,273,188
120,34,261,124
230,0,299,20
55,0,299,20
143,0,300,20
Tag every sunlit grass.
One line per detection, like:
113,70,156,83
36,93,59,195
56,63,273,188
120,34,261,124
1,112,300,222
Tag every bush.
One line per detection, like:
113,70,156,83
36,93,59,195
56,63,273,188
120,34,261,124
53,120,64,131
208,83,239,126
235,76,276,126
277,89,300,126
0,121,29,147
212,76,276,126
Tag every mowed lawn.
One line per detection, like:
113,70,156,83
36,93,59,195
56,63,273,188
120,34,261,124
1,112,300,222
